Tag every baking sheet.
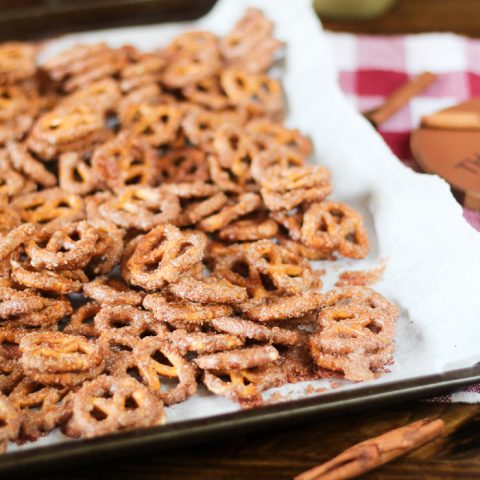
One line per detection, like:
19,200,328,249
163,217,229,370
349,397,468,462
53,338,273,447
8,0,480,455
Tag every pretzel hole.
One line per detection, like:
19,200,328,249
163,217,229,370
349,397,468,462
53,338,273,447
218,373,231,383
24,201,44,212
366,322,381,334
139,328,157,339
126,174,142,185
151,349,173,367
130,156,143,166
141,126,154,135
259,273,276,291
0,418,7,428
231,260,249,278
110,341,133,353
330,209,345,222
109,317,132,329
177,242,192,256
124,395,138,410
90,405,108,421
27,401,43,411
72,168,84,183
126,366,142,382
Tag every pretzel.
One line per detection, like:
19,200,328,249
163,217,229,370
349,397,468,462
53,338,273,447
182,108,246,149
301,202,369,259
310,338,394,382
118,83,164,117
0,394,20,447
28,104,107,158
92,131,158,191
20,331,103,375
121,102,182,147
126,224,206,289
98,186,180,231
10,256,87,294
212,123,257,170
64,375,164,438
0,202,20,235
44,42,127,92
59,78,121,113
247,119,312,157
202,367,278,405
195,345,278,371
26,221,98,270
182,76,231,110
162,31,221,89
169,276,248,304
120,53,164,93
218,215,278,242
0,286,46,319
143,293,232,324
85,219,124,276
260,166,332,211
212,243,276,299
9,379,71,442
132,337,197,405
247,240,317,294
84,277,144,306
0,358,24,397
58,152,97,195
0,84,37,129
64,302,101,339
221,69,284,120
95,305,155,338
0,165,25,197
12,188,85,233
0,223,35,261
156,147,209,184
220,8,281,73
211,317,301,346
169,329,244,355
251,146,306,184
84,191,112,222
198,193,262,232
0,326,33,359
206,154,243,193
0,42,36,84
323,287,400,319
309,288,398,381
166,184,227,227
238,291,324,322
6,141,57,188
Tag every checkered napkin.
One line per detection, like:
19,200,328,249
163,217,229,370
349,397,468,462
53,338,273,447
325,31,480,403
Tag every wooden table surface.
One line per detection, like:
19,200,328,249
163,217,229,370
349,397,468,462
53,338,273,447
18,1,480,479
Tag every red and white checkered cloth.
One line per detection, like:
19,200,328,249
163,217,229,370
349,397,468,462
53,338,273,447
325,31,480,403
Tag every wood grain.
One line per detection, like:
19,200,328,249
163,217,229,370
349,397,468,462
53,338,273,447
323,0,480,36
25,403,480,480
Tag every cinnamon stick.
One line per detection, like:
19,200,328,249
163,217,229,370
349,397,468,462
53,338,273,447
294,418,445,480
421,111,480,130
366,72,437,126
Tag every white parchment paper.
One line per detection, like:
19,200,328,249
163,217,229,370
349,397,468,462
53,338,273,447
13,0,480,452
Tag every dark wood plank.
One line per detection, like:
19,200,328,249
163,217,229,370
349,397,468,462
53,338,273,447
27,402,480,480
323,0,480,36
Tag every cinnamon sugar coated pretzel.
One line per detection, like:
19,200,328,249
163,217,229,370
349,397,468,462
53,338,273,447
0,8,399,450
